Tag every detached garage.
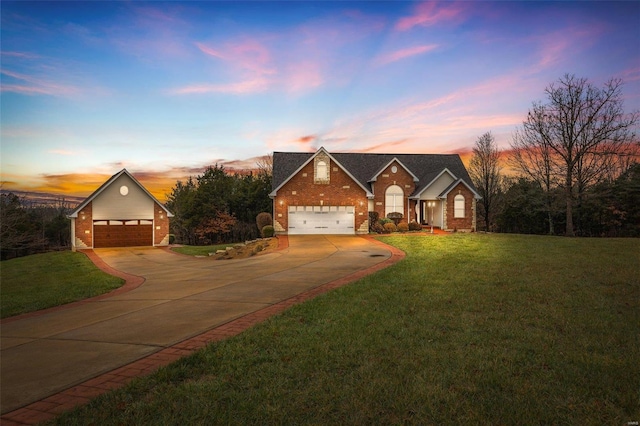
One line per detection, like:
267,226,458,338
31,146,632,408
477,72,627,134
68,169,173,250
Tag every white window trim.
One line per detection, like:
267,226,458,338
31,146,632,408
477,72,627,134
385,185,404,217
454,194,465,218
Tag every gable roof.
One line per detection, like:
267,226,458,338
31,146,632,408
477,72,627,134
270,147,374,198
368,157,419,183
272,150,477,198
438,178,482,199
68,169,174,218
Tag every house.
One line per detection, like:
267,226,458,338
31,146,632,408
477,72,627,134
269,147,480,234
68,169,173,250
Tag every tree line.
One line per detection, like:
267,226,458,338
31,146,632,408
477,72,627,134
0,193,72,260
165,163,272,245
469,74,639,237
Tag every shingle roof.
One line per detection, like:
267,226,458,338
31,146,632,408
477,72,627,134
272,150,477,198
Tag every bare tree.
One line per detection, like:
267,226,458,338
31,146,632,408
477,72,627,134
511,74,638,236
256,153,273,177
468,132,502,231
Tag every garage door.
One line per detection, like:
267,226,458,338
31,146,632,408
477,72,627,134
288,206,355,235
93,220,153,248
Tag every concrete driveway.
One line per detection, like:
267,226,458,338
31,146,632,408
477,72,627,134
1,235,391,414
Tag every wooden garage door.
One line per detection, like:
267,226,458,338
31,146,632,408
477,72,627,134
93,220,153,248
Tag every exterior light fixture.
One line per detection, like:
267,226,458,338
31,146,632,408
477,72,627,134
427,201,435,234
279,200,284,206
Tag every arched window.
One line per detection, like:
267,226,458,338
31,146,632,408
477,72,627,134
316,160,328,180
385,185,404,217
454,194,465,218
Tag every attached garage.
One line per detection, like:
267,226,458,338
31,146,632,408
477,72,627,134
288,206,355,235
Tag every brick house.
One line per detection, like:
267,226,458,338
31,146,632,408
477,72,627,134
68,169,173,250
270,147,480,234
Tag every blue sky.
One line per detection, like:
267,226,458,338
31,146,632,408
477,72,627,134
1,1,639,199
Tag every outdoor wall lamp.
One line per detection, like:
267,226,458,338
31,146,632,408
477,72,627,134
279,200,283,206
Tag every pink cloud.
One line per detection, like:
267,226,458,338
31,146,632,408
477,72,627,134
169,77,269,95
375,44,439,66
395,1,465,31
0,69,81,97
48,149,77,156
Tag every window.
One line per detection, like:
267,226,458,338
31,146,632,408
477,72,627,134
317,161,328,180
454,194,465,218
314,155,330,183
385,185,404,217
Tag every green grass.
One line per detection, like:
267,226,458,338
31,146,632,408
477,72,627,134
1,251,124,318
171,244,233,256
52,234,639,424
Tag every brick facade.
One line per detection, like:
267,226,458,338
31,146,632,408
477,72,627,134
371,161,416,224
443,182,476,232
273,158,369,232
74,202,93,248
154,204,170,246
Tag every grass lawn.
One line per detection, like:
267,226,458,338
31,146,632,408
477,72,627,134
1,251,124,319
53,234,639,424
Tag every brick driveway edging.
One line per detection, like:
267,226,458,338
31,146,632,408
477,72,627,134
0,235,402,426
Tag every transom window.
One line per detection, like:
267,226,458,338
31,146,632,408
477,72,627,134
385,185,404,217
454,194,465,218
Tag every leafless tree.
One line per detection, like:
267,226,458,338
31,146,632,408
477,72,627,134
468,132,502,231
510,74,639,236
256,153,273,177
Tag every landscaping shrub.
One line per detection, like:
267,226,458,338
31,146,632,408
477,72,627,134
387,212,403,225
379,217,393,226
262,225,275,238
383,222,397,233
370,221,385,234
408,221,422,231
397,222,409,232
256,212,273,237
368,211,380,232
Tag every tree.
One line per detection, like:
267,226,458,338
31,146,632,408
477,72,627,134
468,131,502,231
510,74,639,236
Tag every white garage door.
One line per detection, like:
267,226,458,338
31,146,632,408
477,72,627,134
288,206,355,235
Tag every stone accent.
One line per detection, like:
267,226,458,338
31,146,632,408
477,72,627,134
154,205,170,246
273,219,285,233
357,219,369,234
74,202,93,248
313,152,330,184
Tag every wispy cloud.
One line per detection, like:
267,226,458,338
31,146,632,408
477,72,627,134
48,149,77,156
0,68,82,97
170,78,269,95
395,1,466,32
375,44,439,66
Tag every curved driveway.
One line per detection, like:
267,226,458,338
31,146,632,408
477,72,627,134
1,235,391,414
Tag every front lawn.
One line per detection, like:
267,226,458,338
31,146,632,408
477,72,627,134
1,251,124,319
53,234,639,424
170,244,231,256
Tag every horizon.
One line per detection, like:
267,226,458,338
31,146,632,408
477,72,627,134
2,1,639,202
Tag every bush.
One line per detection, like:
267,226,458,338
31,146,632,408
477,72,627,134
256,212,273,237
408,221,422,231
383,222,397,233
262,225,275,238
368,211,380,232
370,222,385,234
168,234,175,244
387,212,403,225
379,217,393,226
397,222,409,232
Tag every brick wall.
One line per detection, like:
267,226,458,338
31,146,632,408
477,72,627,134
274,159,369,232
154,205,170,246
444,182,476,231
74,202,93,248
371,161,416,224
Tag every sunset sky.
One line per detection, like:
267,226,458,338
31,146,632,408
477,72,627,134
2,1,639,201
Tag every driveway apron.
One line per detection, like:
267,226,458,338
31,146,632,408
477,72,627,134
0,235,391,414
